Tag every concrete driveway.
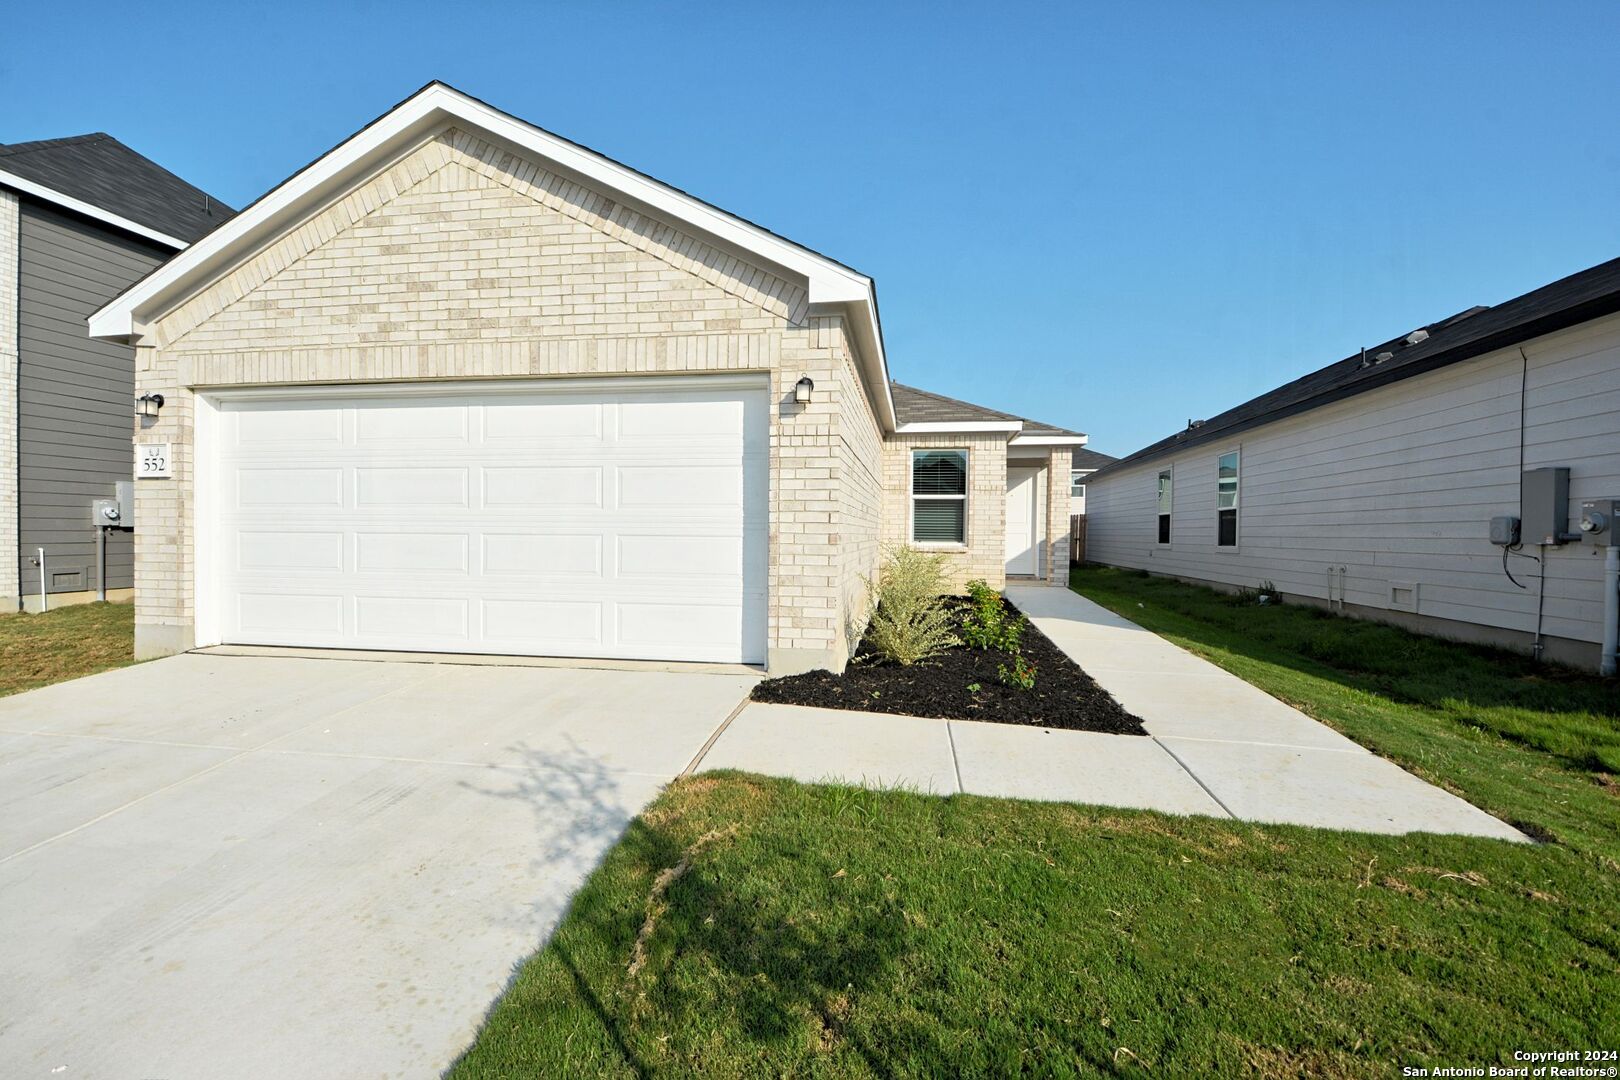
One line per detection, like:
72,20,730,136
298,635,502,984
0,653,755,1079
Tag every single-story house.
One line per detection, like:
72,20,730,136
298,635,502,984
1067,446,1117,515
0,132,233,611
1084,255,1620,671
89,82,1089,673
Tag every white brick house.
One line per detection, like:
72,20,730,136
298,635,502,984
90,83,1088,673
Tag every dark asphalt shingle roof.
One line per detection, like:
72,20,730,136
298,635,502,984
1092,255,1620,481
890,382,1086,438
1070,447,1117,470
0,133,235,245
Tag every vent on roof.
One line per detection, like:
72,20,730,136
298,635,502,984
1374,351,1394,363
1405,329,1430,346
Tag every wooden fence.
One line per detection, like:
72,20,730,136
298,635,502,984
1069,514,1087,565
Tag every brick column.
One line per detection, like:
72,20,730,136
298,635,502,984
0,191,18,611
1044,447,1072,585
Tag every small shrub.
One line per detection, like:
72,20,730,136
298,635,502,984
960,579,1029,653
862,546,960,666
997,653,1037,690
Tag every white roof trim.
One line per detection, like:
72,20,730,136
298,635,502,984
86,83,896,428
1008,434,1089,446
895,421,1023,434
0,167,187,249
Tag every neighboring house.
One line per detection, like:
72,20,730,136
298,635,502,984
89,83,1089,673
0,133,233,612
1084,256,1620,671
1067,446,1117,515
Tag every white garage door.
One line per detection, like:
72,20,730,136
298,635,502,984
205,378,768,664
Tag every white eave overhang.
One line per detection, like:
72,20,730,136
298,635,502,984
0,167,187,250
1009,433,1089,447
87,82,898,430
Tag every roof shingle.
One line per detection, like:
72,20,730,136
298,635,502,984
0,132,235,244
890,382,1086,438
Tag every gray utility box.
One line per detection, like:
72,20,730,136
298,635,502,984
1489,516,1521,546
91,480,136,531
1522,468,1570,546
1579,498,1619,545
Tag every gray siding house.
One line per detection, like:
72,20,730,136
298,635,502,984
1086,256,1620,672
0,134,233,611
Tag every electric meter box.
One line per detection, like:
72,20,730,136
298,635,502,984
1521,468,1570,546
1579,498,1618,544
92,482,136,531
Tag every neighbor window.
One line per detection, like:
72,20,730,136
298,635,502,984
1156,469,1172,544
1070,470,1086,498
1217,450,1239,547
911,449,967,544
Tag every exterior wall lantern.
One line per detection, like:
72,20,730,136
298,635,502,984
794,376,814,405
136,393,165,419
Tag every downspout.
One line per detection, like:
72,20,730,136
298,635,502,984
1602,542,1618,677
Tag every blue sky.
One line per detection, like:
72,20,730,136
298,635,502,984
6,2,1617,454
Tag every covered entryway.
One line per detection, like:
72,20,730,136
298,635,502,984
199,376,768,664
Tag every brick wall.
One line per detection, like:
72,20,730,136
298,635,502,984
1043,447,1072,585
0,190,17,609
133,125,880,671
881,432,1009,593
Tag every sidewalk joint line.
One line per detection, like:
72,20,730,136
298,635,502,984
680,693,752,778
1152,736,1238,819
945,721,966,795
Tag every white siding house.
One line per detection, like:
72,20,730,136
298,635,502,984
1086,263,1620,671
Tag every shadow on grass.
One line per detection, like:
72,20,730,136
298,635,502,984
1070,566,1620,775
445,741,923,1076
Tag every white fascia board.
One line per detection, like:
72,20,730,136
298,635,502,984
0,168,187,250
90,83,880,347
895,421,1023,434
1009,434,1089,446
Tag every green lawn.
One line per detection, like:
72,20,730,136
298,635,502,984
451,569,1620,1078
0,601,135,697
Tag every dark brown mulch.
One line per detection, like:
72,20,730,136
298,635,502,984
752,598,1148,735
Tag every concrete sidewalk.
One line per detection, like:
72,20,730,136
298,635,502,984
699,587,1526,841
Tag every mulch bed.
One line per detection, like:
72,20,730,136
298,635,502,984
752,598,1148,735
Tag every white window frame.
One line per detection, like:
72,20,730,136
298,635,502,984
1156,466,1173,546
1070,469,1087,498
1216,448,1240,550
910,448,969,548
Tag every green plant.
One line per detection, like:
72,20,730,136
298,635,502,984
960,579,1028,653
861,546,960,666
997,653,1037,690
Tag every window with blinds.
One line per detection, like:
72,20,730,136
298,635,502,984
911,449,967,544
1157,468,1172,544
1217,450,1239,547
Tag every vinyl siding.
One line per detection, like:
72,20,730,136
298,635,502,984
16,200,167,595
1086,311,1620,652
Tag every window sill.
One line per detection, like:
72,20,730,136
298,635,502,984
912,542,969,551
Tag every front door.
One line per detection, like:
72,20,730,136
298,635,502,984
1005,468,1039,576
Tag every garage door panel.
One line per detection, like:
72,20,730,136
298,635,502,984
237,468,343,508
237,531,344,572
355,402,468,444
234,406,343,446
618,465,743,508
212,381,767,664
356,468,469,508
354,533,470,574
482,599,603,646
354,596,469,639
482,533,602,576
483,400,602,442
237,593,344,636
482,466,601,508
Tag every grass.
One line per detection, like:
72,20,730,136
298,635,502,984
451,569,1620,1078
0,601,135,697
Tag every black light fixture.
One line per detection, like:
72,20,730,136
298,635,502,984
794,376,814,405
136,393,165,419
